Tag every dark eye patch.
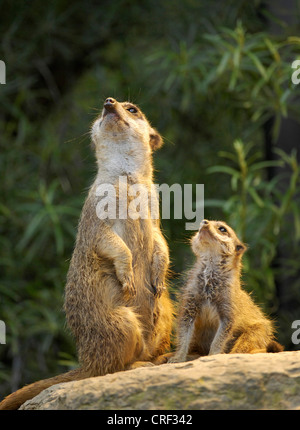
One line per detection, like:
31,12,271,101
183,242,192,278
218,226,227,233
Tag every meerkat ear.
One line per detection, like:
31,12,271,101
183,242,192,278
236,243,246,255
149,128,163,151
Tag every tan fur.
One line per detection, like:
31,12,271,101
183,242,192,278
0,98,173,409
169,219,283,363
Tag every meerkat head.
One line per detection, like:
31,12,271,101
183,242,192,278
91,97,163,152
191,219,246,262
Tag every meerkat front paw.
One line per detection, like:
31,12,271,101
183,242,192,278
168,354,185,363
151,255,167,297
121,271,136,299
151,278,166,298
115,264,136,299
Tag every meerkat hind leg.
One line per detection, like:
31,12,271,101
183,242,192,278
78,306,145,376
169,320,195,363
228,327,269,354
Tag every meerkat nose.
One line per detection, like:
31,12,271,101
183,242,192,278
199,219,209,232
104,97,116,110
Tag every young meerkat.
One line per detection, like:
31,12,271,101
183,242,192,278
0,97,173,410
169,219,283,363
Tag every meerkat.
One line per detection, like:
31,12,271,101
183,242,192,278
0,97,173,410
169,219,283,363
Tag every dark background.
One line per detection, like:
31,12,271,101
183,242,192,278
0,0,300,398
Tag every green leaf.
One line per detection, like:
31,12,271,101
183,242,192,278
249,160,284,172
287,36,300,45
246,51,267,79
204,199,226,208
264,38,280,62
17,211,47,251
216,51,231,75
291,202,300,241
248,187,264,207
218,150,237,162
207,165,240,177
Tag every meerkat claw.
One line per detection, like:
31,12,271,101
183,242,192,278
122,281,136,298
152,283,165,297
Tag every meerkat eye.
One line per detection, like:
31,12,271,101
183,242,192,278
218,226,227,233
127,107,137,114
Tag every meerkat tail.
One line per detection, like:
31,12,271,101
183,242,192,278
0,368,90,410
266,340,284,353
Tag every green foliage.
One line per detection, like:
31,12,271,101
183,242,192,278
145,20,300,136
0,0,299,398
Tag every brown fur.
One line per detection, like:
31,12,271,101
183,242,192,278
169,219,283,363
0,98,173,409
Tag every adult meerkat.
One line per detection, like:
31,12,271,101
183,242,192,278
0,97,173,410
169,219,283,363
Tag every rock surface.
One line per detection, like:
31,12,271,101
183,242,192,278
20,351,300,410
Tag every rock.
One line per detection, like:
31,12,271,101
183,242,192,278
20,351,300,410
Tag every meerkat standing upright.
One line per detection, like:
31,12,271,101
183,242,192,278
0,98,173,409
169,219,283,363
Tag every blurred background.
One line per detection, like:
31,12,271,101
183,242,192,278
0,0,300,398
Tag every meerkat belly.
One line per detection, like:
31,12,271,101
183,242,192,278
190,302,220,355
112,218,154,262
111,217,156,337
112,217,154,293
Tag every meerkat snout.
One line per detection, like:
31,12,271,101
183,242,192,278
200,219,209,227
103,97,118,115
104,97,116,106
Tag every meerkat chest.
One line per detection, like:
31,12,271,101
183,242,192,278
111,214,154,256
196,266,225,302
112,219,124,237
97,141,151,180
